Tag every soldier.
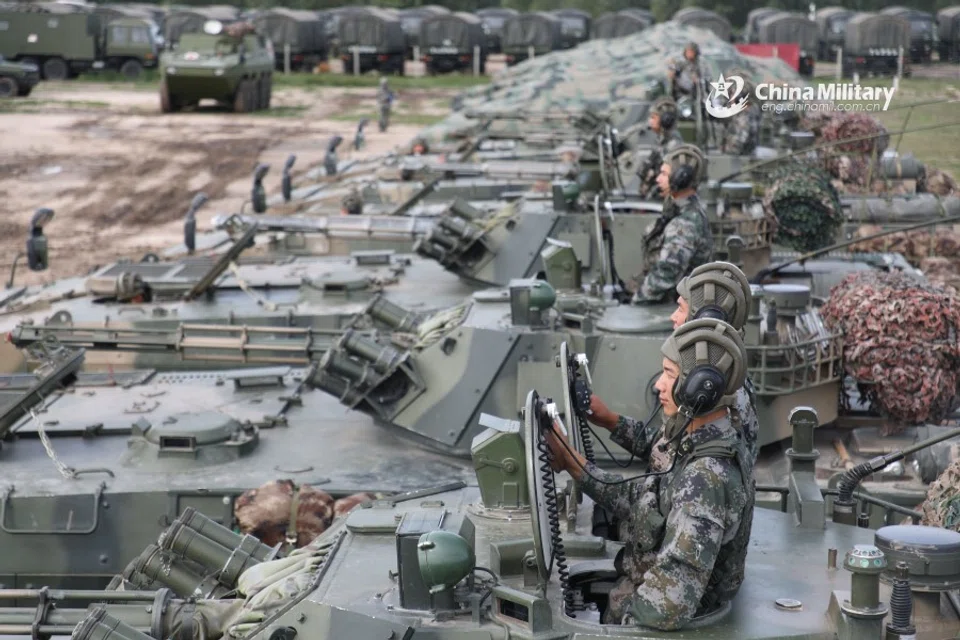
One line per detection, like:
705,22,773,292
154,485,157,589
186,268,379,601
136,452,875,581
341,189,363,215
718,73,761,156
638,98,684,198
377,77,394,133
632,145,713,304
411,137,430,155
324,135,343,177
667,42,702,102
590,261,761,471
545,319,754,630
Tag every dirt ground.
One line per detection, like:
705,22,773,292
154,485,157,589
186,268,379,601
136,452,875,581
0,81,452,286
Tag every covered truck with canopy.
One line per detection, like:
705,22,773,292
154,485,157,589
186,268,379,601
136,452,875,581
252,8,327,71
881,6,935,63
549,8,591,49
591,9,653,40
755,11,818,76
815,7,853,60
164,6,239,46
672,7,732,42
841,12,911,77
399,5,448,59
744,8,780,43
475,7,517,54
501,12,563,66
338,7,405,75
420,12,485,74
939,6,960,62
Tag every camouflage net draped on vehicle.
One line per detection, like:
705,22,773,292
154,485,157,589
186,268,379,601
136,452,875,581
761,161,843,251
234,479,377,549
821,271,960,430
919,458,960,531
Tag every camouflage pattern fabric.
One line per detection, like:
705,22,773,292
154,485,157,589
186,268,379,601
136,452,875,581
821,270,960,430
638,129,684,197
234,481,377,549
668,56,702,99
919,167,959,196
762,161,843,252
850,226,960,267
820,112,888,156
633,195,713,303
719,102,760,156
580,415,753,630
377,82,392,132
919,458,960,531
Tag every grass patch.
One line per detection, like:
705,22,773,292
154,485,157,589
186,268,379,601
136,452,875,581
834,77,960,179
74,69,160,85
272,72,489,90
327,109,445,126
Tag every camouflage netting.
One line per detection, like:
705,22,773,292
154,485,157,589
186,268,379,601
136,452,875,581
762,161,843,251
234,480,377,548
820,112,889,155
224,21,257,38
419,21,807,143
821,271,960,430
850,226,960,292
920,458,960,531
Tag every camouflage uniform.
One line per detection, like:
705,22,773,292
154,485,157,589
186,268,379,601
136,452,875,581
668,57,701,100
720,102,761,156
633,195,713,303
377,79,393,132
580,415,754,630
638,129,685,198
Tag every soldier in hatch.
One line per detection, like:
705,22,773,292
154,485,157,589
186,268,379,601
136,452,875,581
377,77,394,133
638,98,684,199
667,42,702,102
717,71,761,156
589,261,761,471
544,319,755,630
341,189,363,215
631,145,712,304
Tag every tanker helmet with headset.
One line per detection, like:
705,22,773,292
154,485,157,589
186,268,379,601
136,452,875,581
664,144,703,194
660,319,747,442
676,262,751,329
651,97,679,131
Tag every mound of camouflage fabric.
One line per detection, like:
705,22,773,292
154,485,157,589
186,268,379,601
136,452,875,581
224,21,257,38
762,161,843,251
919,458,960,531
234,480,376,548
420,21,807,143
919,167,959,196
851,225,960,265
821,271,960,430
820,112,889,156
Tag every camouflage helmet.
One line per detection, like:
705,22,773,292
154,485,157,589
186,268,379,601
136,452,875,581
724,67,755,96
341,189,363,215
676,262,752,330
661,318,747,421
651,97,679,129
663,143,705,191
411,137,430,154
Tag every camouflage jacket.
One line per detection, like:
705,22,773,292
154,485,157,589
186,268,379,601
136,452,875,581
720,102,761,156
377,85,393,108
633,195,713,302
668,58,701,97
609,384,759,474
580,415,754,630
659,128,684,150
637,129,683,196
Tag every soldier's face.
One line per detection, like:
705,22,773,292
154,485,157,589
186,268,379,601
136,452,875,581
413,144,425,155
656,163,671,196
655,357,681,416
648,112,661,132
671,297,689,329
684,48,696,61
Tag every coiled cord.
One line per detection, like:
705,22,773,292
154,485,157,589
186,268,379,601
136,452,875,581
536,412,576,617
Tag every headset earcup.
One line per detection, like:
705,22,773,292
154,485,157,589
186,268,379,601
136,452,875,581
680,366,726,416
670,164,694,191
692,305,727,322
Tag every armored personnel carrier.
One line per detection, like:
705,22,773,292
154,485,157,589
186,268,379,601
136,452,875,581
0,387,956,639
0,54,39,98
158,20,273,113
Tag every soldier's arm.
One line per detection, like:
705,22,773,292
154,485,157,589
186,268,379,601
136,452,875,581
635,217,697,302
578,462,651,522
622,460,731,630
609,415,660,461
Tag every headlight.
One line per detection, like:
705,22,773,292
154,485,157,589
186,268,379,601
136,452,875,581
166,66,177,74
214,68,224,76
680,104,693,118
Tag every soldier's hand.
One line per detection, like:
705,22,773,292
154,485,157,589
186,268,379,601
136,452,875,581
544,423,571,472
588,394,618,430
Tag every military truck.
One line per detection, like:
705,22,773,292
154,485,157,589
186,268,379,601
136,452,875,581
420,12,485,75
252,8,327,72
398,4,447,60
755,11,819,77
475,6,517,54
881,7,936,63
0,53,39,97
840,13,911,78
744,7,780,43
501,12,564,66
158,21,273,113
549,8,591,50
0,6,158,79
591,9,653,40
938,6,960,62
672,7,733,42
815,6,854,61
338,8,406,75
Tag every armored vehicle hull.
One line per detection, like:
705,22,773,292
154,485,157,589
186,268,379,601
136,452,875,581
0,55,38,97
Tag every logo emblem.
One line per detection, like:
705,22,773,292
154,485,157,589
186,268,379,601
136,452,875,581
704,73,749,119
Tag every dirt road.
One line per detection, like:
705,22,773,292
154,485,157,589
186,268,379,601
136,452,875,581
0,81,452,286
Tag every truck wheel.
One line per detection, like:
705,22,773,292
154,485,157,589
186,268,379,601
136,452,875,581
42,58,68,81
0,77,18,98
120,60,143,80
263,74,272,109
251,78,262,111
233,80,250,113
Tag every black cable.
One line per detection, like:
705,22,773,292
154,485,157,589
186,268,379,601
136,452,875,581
536,422,576,616
473,566,498,613
472,566,498,582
